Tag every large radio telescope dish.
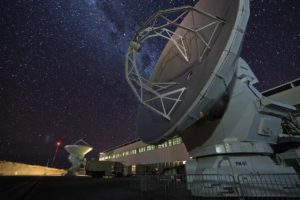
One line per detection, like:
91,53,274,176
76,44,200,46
126,0,248,143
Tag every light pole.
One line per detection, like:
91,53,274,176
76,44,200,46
51,141,61,167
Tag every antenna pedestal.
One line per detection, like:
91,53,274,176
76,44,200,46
183,58,300,197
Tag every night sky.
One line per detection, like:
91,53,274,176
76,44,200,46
1,0,299,169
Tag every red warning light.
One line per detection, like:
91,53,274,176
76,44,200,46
56,141,61,147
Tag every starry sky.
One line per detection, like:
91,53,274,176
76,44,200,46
0,0,299,169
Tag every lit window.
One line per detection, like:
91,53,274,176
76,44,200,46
159,141,168,148
139,147,146,152
168,140,172,146
172,137,182,145
131,149,137,154
147,145,155,151
172,138,176,145
131,165,136,175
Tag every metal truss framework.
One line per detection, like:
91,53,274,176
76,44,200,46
125,6,225,120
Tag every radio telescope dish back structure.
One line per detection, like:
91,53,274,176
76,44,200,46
65,139,93,176
126,0,300,197
126,0,246,144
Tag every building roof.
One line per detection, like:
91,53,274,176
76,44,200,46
100,138,141,154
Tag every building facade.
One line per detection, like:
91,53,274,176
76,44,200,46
99,137,189,174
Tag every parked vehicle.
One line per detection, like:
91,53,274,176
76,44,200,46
85,160,123,178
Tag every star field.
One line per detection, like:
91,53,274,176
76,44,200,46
0,0,299,168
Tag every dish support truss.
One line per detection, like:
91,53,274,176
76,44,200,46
125,6,225,120
73,139,92,147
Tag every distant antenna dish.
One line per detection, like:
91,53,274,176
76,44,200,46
65,139,93,157
65,139,93,175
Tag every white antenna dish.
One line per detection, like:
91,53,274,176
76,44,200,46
65,139,93,176
125,0,300,197
65,139,93,157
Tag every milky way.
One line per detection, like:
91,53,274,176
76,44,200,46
0,0,299,168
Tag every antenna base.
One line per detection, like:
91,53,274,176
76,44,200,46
182,58,300,197
185,153,300,197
